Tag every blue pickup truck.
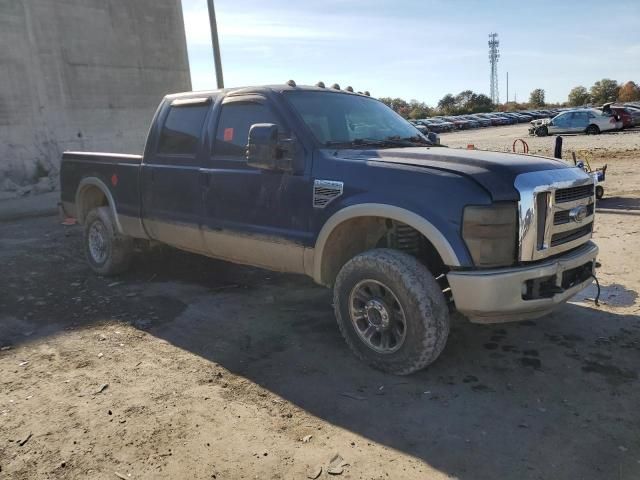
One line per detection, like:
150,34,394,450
60,82,599,374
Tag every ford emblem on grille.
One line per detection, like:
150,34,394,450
569,205,588,223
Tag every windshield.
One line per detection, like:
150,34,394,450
285,90,425,147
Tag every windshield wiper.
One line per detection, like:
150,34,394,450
392,135,434,146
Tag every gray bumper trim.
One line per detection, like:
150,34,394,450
447,241,598,323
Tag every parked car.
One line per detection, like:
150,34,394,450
475,113,504,126
501,112,528,123
59,82,599,375
457,115,481,128
516,112,535,121
440,116,474,129
530,109,618,136
416,119,450,133
465,114,492,127
413,123,430,135
603,104,635,129
623,105,640,126
420,118,455,132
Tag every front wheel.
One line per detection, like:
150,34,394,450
535,125,548,137
84,207,133,275
333,249,450,375
595,185,604,200
586,124,600,135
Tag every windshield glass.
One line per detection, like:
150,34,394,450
285,90,424,146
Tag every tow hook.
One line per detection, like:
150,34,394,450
591,273,601,307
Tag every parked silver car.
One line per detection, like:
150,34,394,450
529,109,618,136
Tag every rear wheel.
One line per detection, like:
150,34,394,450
84,207,133,275
535,125,548,137
586,124,600,135
333,249,450,375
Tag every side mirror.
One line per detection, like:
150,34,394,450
246,123,293,171
427,132,440,145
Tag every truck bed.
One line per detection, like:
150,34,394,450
60,151,143,225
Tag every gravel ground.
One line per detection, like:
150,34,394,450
441,124,640,158
1,146,639,479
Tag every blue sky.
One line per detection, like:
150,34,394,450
180,0,640,105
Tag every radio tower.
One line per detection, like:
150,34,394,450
488,33,500,104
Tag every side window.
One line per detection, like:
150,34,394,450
214,102,282,158
554,113,569,126
157,104,210,156
573,112,588,126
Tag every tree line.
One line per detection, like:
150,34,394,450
379,78,640,119
568,80,640,106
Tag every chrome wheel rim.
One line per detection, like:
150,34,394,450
88,221,108,264
348,279,407,354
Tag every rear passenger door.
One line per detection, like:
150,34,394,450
570,112,590,133
201,96,313,273
141,98,211,253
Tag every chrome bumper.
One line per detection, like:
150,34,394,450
447,241,598,324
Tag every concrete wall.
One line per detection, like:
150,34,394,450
0,0,191,194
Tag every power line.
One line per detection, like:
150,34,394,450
488,33,499,104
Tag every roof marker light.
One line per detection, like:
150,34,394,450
286,79,296,87
316,81,325,88
331,83,340,90
346,86,354,92
364,91,370,96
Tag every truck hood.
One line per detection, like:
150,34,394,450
336,147,571,202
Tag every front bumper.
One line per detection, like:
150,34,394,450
447,241,598,323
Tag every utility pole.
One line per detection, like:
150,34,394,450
506,72,509,105
207,0,224,89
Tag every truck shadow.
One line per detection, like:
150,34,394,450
597,196,640,213
146,271,640,480
2,217,639,479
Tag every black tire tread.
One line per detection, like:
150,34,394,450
83,206,133,276
586,124,600,135
333,249,449,375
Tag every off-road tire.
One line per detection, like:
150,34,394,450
535,125,548,137
586,124,600,135
333,249,450,375
595,185,604,200
84,207,133,276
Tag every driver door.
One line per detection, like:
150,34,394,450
549,112,570,134
201,96,313,273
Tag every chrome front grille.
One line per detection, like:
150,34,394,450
515,169,595,262
555,184,593,203
554,203,594,225
550,224,593,247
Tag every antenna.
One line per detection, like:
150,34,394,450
488,33,500,104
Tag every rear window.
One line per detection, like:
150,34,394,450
158,104,210,155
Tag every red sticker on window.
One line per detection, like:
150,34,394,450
223,128,234,141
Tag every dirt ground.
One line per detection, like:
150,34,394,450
1,132,640,479
441,123,640,158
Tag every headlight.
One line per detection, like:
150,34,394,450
462,203,517,267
